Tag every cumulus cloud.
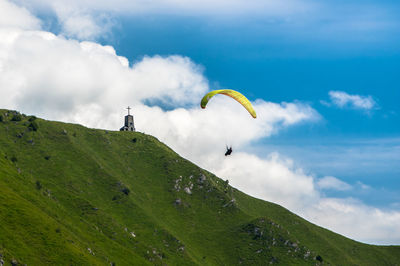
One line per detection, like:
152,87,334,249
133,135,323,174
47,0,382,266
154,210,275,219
324,90,377,110
0,0,41,30
215,152,319,210
304,198,400,245
0,27,209,126
317,176,352,191
1,0,400,245
46,2,116,40
59,13,105,40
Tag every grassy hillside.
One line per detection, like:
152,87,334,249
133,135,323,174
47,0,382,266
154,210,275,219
0,109,399,265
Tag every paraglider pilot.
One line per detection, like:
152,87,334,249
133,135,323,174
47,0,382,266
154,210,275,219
225,146,233,156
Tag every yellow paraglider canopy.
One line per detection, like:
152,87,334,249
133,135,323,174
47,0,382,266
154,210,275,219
200,89,257,118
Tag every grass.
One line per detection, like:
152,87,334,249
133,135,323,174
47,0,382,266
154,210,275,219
0,109,399,265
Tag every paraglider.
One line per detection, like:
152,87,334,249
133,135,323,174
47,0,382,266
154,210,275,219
200,89,257,118
200,89,257,156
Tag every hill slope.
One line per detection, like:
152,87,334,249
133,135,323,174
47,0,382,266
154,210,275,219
0,109,399,265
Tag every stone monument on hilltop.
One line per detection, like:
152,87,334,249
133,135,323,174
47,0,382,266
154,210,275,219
120,106,135,131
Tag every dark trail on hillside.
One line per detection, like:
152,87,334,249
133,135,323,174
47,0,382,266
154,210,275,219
0,109,399,265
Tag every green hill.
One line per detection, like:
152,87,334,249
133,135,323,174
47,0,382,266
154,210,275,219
0,109,399,265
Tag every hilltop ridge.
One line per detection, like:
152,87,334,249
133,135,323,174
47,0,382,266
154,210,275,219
0,109,399,265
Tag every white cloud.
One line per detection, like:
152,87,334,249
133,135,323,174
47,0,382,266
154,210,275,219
317,176,352,191
49,3,117,40
60,13,104,40
214,152,319,210
0,0,41,30
326,90,377,110
356,181,371,190
304,198,400,245
1,2,400,245
0,27,209,124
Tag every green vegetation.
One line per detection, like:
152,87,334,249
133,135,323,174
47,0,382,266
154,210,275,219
10,113,22,122
0,109,399,265
28,120,39,131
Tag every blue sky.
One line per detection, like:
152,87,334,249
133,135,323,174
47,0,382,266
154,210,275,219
1,0,400,244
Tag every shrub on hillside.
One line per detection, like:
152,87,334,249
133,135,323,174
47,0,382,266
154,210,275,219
121,187,130,195
0,115,3,122
36,181,42,190
28,121,39,131
112,195,121,201
28,116,37,122
11,114,22,121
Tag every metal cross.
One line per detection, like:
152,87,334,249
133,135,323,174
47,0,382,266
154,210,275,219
127,106,131,115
